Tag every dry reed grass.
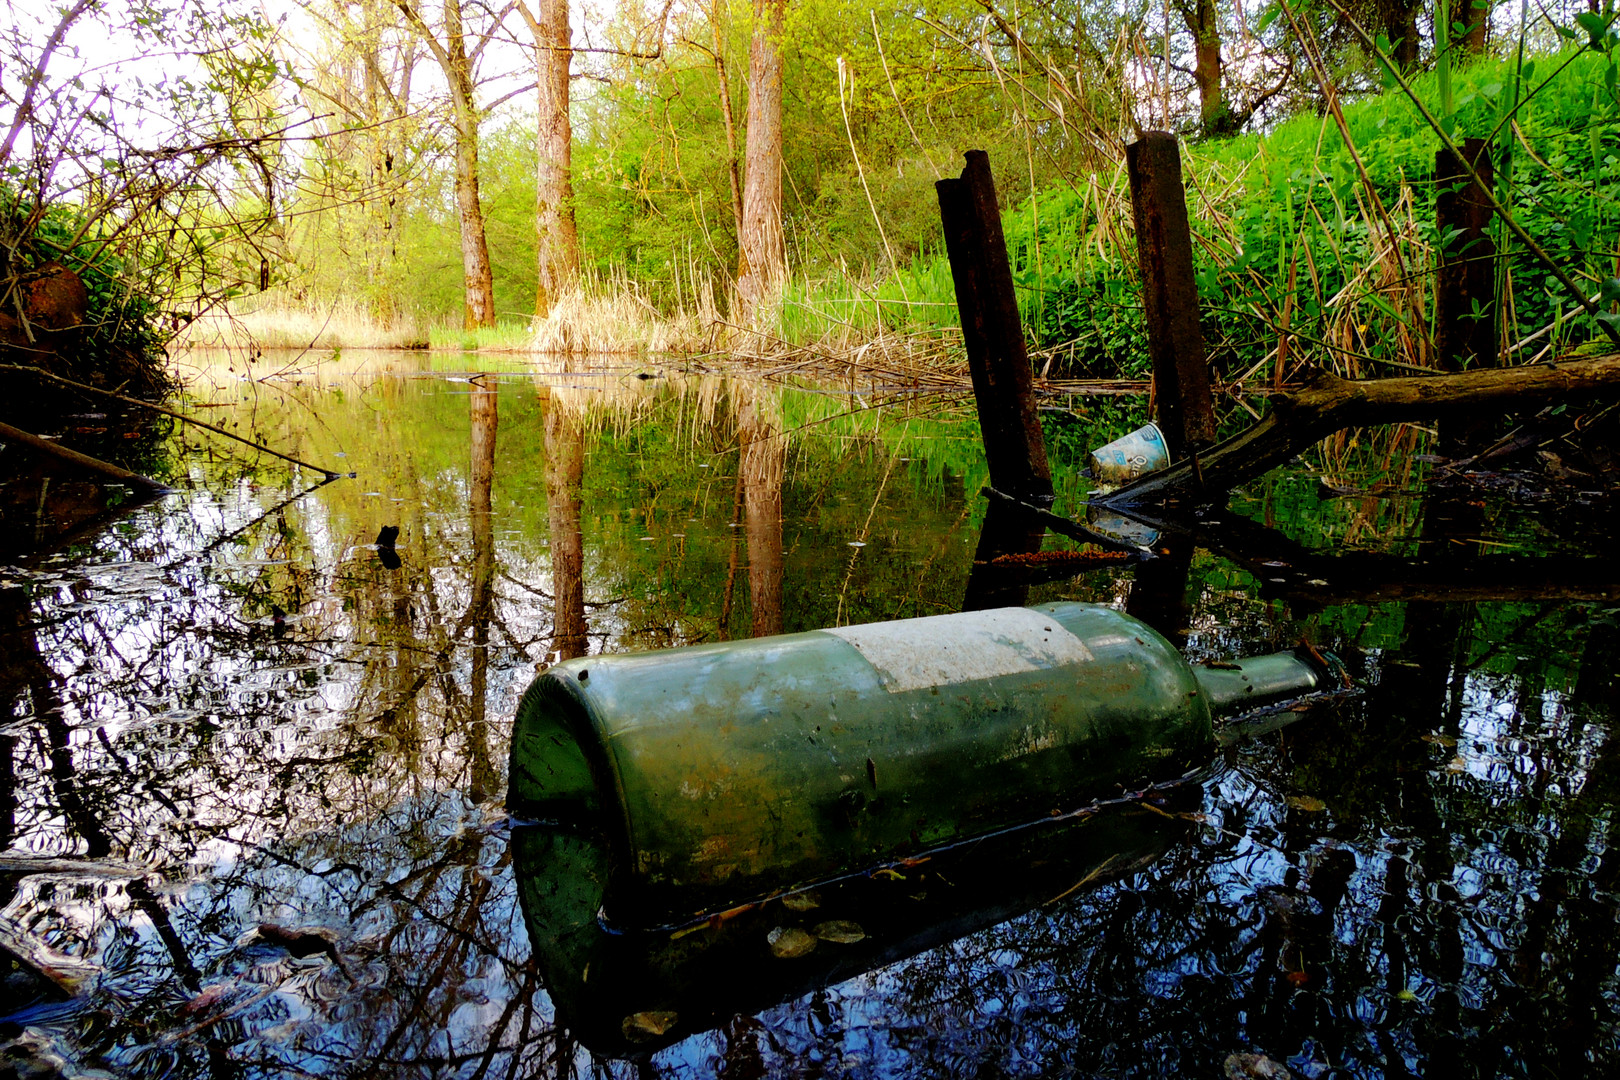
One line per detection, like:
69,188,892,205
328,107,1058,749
171,292,429,352
529,278,719,356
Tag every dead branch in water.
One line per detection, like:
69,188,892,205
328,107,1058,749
1120,505,1620,605
0,419,166,490
1097,355,1620,505
1,363,351,479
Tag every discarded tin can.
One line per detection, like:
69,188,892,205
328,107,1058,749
1089,422,1170,487
507,602,1329,925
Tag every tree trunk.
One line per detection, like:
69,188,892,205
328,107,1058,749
337,0,419,320
1372,0,1421,72
397,0,498,329
522,0,579,317
711,0,744,243
450,123,496,330
1181,0,1231,137
444,0,496,329
1453,0,1490,55
736,0,785,316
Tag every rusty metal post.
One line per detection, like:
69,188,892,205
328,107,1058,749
936,151,1053,504
1435,138,1498,370
961,496,1050,612
1126,132,1216,458
1435,137,1498,455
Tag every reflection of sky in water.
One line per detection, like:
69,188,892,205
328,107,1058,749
0,367,1615,1076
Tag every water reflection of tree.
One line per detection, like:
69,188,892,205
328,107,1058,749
736,385,784,638
466,375,500,803
0,377,572,1076
545,382,588,662
5,370,1616,1076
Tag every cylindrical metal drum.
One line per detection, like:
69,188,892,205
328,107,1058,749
508,602,1323,923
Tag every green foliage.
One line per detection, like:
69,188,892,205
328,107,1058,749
265,0,1620,372
522,0,1119,320
0,189,176,416
2,0,293,412
973,41,1620,378
30,200,168,359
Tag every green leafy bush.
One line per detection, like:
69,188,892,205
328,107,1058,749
2,193,176,415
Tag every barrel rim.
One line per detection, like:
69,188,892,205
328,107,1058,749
510,666,640,874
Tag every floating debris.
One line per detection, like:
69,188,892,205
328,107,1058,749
813,920,865,944
621,1011,678,1041
0,917,99,995
249,923,343,960
767,927,817,959
179,981,241,1016
1223,1052,1293,1079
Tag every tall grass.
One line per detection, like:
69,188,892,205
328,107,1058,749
528,266,718,355
429,322,538,352
172,291,432,352
980,46,1619,383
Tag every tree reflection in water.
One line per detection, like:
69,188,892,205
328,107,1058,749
544,371,588,664
0,363,1613,1078
736,383,784,639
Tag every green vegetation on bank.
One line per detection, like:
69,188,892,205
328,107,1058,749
273,22,1617,377
7,1,1617,384
979,46,1620,379
0,195,177,419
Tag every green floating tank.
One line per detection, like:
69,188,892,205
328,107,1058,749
508,601,1330,924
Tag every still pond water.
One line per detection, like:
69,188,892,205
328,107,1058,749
1,353,1616,1078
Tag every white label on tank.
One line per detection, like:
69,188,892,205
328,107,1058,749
821,608,1095,693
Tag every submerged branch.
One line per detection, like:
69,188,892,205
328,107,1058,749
0,365,352,479
1123,505,1620,604
0,418,166,490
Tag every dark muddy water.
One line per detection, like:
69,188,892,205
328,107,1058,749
0,355,1616,1078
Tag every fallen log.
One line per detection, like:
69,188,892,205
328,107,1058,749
980,488,1620,604
1098,354,1620,506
